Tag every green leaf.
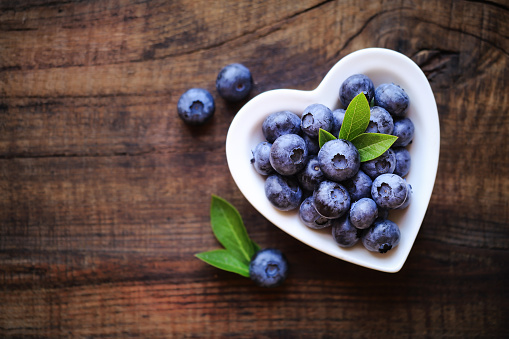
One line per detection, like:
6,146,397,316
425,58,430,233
338,93,371,141
318,128,337,148
195,250,250,277
351,133,398,162
370,97,375,108
210,195,255,265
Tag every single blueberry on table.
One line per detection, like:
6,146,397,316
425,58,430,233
313,180,351,219
374,83,409,117
265,174,302,211
341,169,373,202
392,117,415,147
177,88,215,125
318,139,360,182
296,155,325,192
300,103,333,138
251,141,274,176
331,215,363,248
269,134,308,176
360,148,396,180
362,219,401,253
249,248,288,288
349,197,379,230
365,106,394,135
262,111,302,143
216,63,253,102
393,147,411,177
299,196,333,230
371,173,409,209
339,74,375,108
330,108,346,137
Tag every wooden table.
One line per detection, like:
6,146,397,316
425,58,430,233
1,0,508,337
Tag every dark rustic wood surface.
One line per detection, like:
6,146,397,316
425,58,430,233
1,0,508,337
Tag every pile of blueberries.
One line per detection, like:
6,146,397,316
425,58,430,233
251,74,415,254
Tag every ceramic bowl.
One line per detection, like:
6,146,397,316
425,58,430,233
225,48,439,273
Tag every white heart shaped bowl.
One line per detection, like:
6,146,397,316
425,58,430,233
226,48,440,273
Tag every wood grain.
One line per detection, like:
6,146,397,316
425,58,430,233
1,0,508,337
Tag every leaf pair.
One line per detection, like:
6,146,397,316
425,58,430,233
195,195,260,277
318,93,398,162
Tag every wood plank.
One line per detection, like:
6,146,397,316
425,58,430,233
0,241,506,337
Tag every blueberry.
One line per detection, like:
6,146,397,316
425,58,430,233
374,83,409,117
302,133,320,156
251,141,274,175
269,134,308,176
365,106,394,134
393,147,411,177
296,156,325,192
262,111,302,143
299,196,333,229
371,173,409,209
249,248,288,288
301,103,333,138
395,183,412,210
330,108,346,137
177,88,215,125
339,74,375,108
216,63,253,102
313,180,351,219
265,174,302,211
318,139,360,182
349,198,379,230
361,148,396,179
331,215,362,248
341,169,373,202
362,219,401,253
392,118,415,147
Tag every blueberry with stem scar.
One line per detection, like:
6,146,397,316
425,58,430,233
216,63,253,102
269,134,308,176
362,219,401,253
177,88,215,125
318,139,360,182
313,180,351,219
249,248,289,287
371,173,409,209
